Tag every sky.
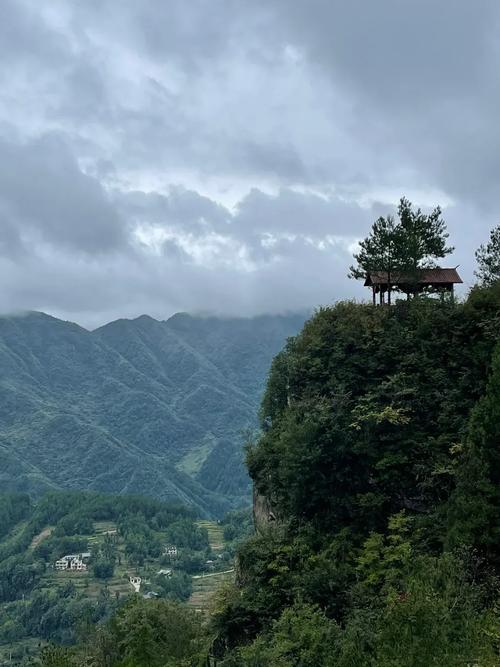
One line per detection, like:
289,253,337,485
0,0,499,328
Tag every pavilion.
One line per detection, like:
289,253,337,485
364,267,463,304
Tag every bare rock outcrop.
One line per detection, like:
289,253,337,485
253,485,278,534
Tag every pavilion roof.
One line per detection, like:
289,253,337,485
364,267,463,287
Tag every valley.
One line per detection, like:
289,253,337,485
0,311,305,515
0,491,250,664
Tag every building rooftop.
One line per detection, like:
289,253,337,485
364,267,463,287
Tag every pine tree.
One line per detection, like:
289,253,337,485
396,197,453,291
350,197,454,301
475,224,500,286
349,215,401,304
448,342,500,557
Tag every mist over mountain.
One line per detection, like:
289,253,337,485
0,310,305,516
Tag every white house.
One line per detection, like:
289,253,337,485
130,576,142,593
55,559,69,571
163,545,178,557
55,553,89,572
157,568,172,577
69,558,87,571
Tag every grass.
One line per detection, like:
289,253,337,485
177,439,213,475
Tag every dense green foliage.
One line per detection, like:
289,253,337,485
15,285,500,665
221,508,254,556
0,491,217,663
0,311,304,515
210,284,500,664
475,224,500,286
33,599,209,667
3,240,500,664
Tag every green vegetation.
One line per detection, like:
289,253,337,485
34,599,208,667
33,268,500,665
0,491,236,664
349,197,453,302
4,216,500,665
476,223,500,286
208,283,500,663
220,508,254,556
0,312,304,515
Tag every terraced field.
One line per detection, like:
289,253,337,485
188,520,235,613
188,569,234,613
197,520,225,553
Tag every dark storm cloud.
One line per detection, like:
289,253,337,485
260,0,500,208
234,188,371,240
115,188,231,235
0,135,126,253
0,0,498,325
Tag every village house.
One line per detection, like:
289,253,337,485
129,576,141,593
54,552,91,571
157,568,172,577
69,558,87,571
55,559,68,571
163,545,178,557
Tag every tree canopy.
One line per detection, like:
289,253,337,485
475,224,500,286
350,197,453,302
212,279,500,665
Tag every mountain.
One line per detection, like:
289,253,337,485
0,311,305,515
212,286,500,664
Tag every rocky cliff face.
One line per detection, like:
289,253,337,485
252,485,278,534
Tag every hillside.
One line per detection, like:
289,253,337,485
0,491,246,664
21,284,500,667
0,311,305,515
210,285,500,665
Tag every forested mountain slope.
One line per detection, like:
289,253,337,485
0,311,304,515
27,285,500,667
211,284,500,665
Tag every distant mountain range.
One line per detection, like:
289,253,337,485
0,311,306,516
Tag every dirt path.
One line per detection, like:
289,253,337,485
30,526,53,550
192,569,234,580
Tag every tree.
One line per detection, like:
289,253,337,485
93,558,114,579
397,197,453,290
349,215,401,305
110,598,206,666
38,645,74,667
239,603,341,667
475,224,500,286
350,197,454,301
448,341,500,556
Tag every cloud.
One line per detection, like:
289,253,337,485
0,1,498,326
0,135,127,253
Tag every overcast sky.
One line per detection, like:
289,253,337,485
0,0,498,327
